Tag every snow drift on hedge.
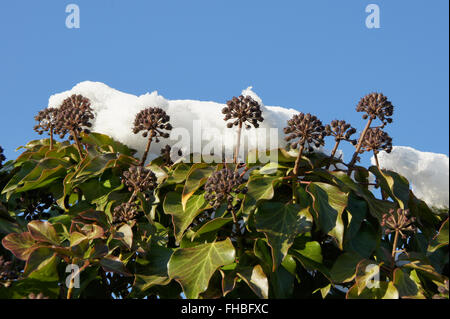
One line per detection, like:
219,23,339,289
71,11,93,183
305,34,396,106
372,146,449,209
48,81,297,161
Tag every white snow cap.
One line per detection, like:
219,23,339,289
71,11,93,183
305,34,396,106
48,81,297,161
372,146,449,209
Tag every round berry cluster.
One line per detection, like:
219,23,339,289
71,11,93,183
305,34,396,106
222,95,264,129
133,107,172,143
284,113,326,152
204,168,248,212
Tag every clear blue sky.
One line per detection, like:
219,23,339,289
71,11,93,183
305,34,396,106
0,0,448,165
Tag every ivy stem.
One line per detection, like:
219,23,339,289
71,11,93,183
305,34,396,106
127,190,138,204
293,141,305,177
71,130,84,159
231,208,244,262
292,141,305,203
140,131,154,167
348,118,373,175
49,126,54,150
373,152,380,170
391,230,400,260
239,165,249,178
233,122,243,167
326,140,341,170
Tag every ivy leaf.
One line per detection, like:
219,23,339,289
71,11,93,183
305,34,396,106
132,245,173,297
236,265,269,299
163,191,207,244
393,268,425,299
27,220,60,245
290,237,331,281
168,239,236,299
181,164,215,210
242,175,281,219
1,161,37,197
330,252,363,283
192,217,233,240
100,256,132,276
344,194,367,242
307,182,347,250
369,167,410,209
347,281,399,299
69,232,88,247
318,171,396,221
80,132,135,156
400,258,446,283
24,247,60,281
246,148,297,168
408,191,440,237
343,221,378,259
163,163,191,186
0,278,60,299
114,224,133,250
428,218,449,253
255,202,313,270
14,158,71,193
271,256,297,298
1,232,37,260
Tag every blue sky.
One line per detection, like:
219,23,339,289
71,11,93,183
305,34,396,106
0,0,448,165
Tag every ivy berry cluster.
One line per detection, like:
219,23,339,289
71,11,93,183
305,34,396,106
204,168,247,222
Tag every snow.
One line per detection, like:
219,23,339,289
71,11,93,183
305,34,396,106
48,81,297,162
372,146,449,209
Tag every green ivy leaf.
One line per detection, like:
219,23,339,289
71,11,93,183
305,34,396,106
181,164,216,210
70,231,88,247
330,252,363,283
100,255,132,276
24,247,60,281
242,175,281,219
343,221,378,259
347,281,399,299
113,224,133,250
163,163,191,186
393,268,425,299
307,182,347,249
369,166,410,209
80,132,135,156
255,202,313,270
14,158,71,193
317,170,395,221
192,217,233,240
236,264,269,299
163,191,207,244
132,245,174,297
168,239,236,299
290,237,331,281
428,218,449,253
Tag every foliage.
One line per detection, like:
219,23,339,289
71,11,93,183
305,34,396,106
0,92,448,299
0,132,447,299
